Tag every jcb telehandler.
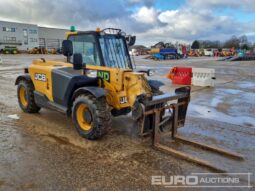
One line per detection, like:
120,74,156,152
16,28,242,172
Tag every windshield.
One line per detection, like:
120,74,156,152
99,35,132,68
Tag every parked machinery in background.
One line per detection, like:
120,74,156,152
28,47,59,54
2,46,18,54
150,42,186,60
28,47,40,54
188,49,200,57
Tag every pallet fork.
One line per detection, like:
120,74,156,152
141,86,244,172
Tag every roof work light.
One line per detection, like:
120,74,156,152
70,26,76,32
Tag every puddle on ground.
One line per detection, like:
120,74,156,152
210,96,223,107
188,104,255,128
216,88,243,95
238,81,254,89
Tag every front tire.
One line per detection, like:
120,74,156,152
17,80,41,113
72,94,111,140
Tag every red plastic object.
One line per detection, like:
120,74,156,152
167,67,192,85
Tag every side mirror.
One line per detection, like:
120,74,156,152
147,69,154,76
126,35,136,46
73,53,83,70
62,40,73,57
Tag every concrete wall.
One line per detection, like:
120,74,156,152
0,20,38,51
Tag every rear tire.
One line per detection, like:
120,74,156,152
17,80,41,113
72,94,111,140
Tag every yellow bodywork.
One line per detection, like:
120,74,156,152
28,59,73,101
65,31,78,38
86,65,152,109
28,59,152,110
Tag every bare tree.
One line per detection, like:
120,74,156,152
191,40,200,49
224,35,240,49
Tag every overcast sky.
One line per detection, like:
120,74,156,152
0,0,254,45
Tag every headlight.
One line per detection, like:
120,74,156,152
86,70,97,78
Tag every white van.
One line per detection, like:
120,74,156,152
204,49,217,56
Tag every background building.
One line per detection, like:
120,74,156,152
0,20,38,51
38,27,68,51
0,20,68,51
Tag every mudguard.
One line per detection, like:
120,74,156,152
15,74,32,85
72,87,106,100
148,80,164,89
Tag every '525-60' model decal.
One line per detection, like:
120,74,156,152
97,70,110,82
35,73,46,82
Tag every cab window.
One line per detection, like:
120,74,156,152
99,35,131,68
69,34,101,66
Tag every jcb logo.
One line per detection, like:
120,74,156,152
97,71,110,82
120,96,128,104
35,73,46,82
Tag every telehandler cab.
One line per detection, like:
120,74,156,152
16,28,242,172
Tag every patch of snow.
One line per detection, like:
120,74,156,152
7,114,20,120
